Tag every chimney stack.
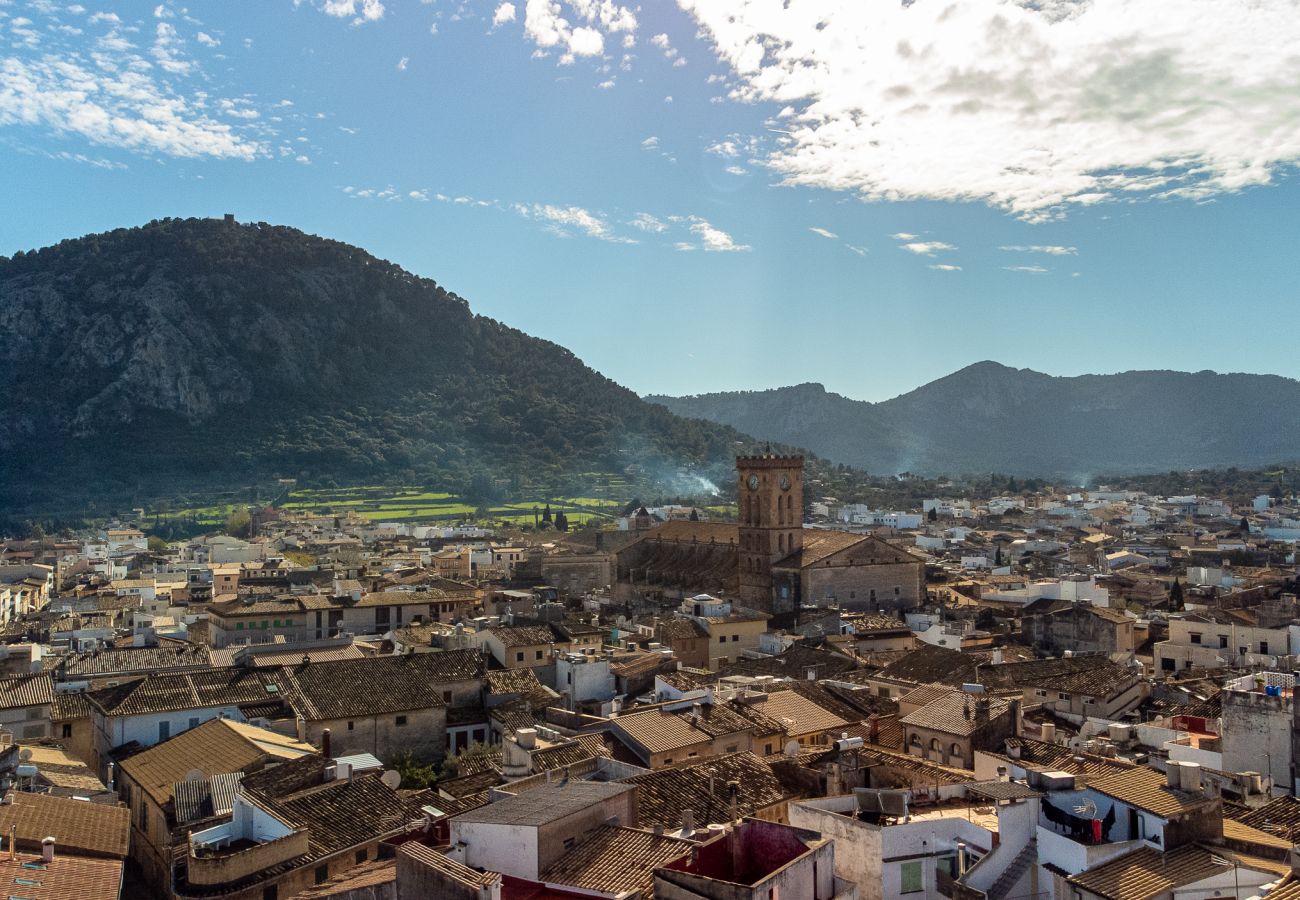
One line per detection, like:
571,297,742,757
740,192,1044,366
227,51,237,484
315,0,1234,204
322,728,331,758
41,837,54,864
681,808,694,835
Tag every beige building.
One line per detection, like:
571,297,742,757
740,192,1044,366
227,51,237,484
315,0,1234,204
116,718,316,893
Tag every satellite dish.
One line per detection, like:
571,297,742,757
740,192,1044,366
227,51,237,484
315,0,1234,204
380,770,402,790
184,769,205,783
18,750,32,762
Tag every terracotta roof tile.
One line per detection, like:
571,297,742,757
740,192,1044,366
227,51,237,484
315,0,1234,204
540,825,693,899
0,792,129,859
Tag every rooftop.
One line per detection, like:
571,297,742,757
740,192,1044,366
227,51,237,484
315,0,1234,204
451,781,635,827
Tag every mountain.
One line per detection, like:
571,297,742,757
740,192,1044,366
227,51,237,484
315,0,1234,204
647,362,1300,479
0,217,767,509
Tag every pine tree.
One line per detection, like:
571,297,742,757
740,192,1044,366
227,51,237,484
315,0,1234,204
1169,577,1184,611
927,507,938,522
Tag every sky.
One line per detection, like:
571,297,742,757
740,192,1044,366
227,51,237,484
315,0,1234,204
2,0,1299,403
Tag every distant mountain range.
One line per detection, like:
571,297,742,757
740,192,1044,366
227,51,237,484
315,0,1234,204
647,363,1300,478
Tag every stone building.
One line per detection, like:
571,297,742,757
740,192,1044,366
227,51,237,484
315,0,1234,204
1021,601,1135,657
616,455,924,614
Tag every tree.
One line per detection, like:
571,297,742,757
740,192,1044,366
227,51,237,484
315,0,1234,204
927,507,938,523
555,511,569,532
225,507,251,538
147,535,168,552
689,508,700,521
542,504,552,524
994,545,1003,567
1169,577,1184,611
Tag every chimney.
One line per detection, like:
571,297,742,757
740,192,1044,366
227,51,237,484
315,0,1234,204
7,825,14,860
727,780,740,824
517,728,537,750
41,837,54,864
1040,722,1056,743
704,686,716,706
1180,761,1202,794
322,728,331,758
681,808,694,835
1166,761,1183,788
106,762,115,792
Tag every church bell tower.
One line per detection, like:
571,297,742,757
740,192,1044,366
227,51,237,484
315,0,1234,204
736,453,804,610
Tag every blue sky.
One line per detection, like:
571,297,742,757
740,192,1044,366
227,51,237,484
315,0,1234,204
3,0,1299,402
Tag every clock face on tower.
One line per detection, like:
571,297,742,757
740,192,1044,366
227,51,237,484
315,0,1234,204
747,474,760,491
779,475,791,491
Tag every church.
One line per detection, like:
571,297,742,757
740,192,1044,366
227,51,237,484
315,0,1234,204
614,454,925,614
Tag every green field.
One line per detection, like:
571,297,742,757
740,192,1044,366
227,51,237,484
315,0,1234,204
146,484,627,531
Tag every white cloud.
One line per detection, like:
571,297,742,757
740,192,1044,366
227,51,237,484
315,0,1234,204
929,264,962,271
641,135,659,148
674,242,696,252
650,32,669,48
663,95,672,103
809,226,837,239
845,244,868,257
1000,244,1077,255
688,216,749,252
1004,265,1049,273
521,202,636,243
597,78,615,89
320,0,383,23
900,241,955,256
629,212,667,232
195,31,219,47
521,0,636,62
679,0,1300,219
409,190,428,201
890,232,917,241
397,56,408,71
429,22,439,35
724,165,746,175
492,2,516,27
0,42,260,160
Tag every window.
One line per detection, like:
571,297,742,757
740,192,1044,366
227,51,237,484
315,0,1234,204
725,744,738,753
1261,641,1270,655
535,650,544,660
563,837,576,851
1219,635,1229,649
262,886,278,900
929,738,940,751
731,634,740,642
516,652,525,662
396,715,408,727
347,721,355,731
189,717,200,731
900,860,924,894
61,723,72,738
849,591,856,599
719,636,727,644
159,721,170,741
663,758,673,765
315,865,329,885
236,622,244,630
355,849,367,864
877,687,890,698
442,690,453,703
1189,632,1202,644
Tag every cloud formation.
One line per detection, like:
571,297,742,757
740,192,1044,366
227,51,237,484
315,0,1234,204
809,227,837,239
1000,245,1077,255
900,241,955,256
0,10,261,160
522,0,636,63
679,0,1300,219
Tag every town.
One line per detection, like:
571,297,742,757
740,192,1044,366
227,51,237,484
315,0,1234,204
1,454,1299,899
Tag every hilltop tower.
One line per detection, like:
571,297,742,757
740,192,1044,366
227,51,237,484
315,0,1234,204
736,453,804,610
